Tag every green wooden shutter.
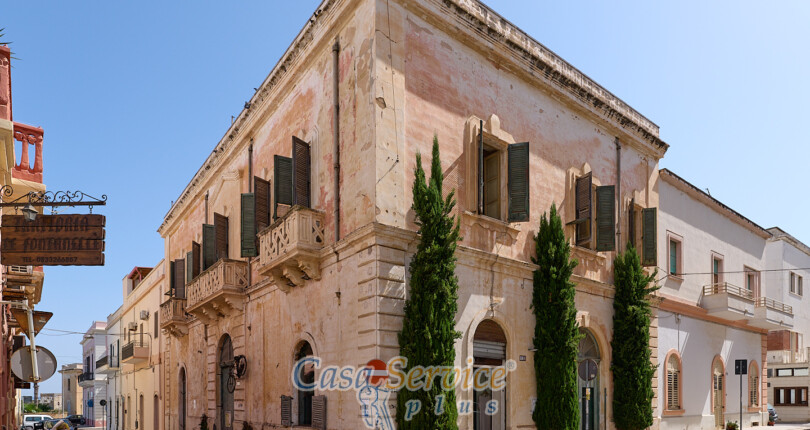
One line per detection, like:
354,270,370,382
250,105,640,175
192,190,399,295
642,207,657,266
595,185,615,251
478,120,484,214
274,155,293,220
292,137,311,208
241,193,257,257
255,177,271,233
575,172,592,246
281,395,292,426
192,241,201,278
202,224,216,270
186,251,194,283
507,142,530,222
214,213,229,261
174,258,186,299
169,259,176,296
628,198,635,249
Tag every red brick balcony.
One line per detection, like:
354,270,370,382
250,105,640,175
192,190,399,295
186,259,248,322
257,205,324,291
12,122,43,183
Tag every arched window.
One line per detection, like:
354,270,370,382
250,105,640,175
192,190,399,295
665,351,682,411
295,341,315,426
749,361,760,408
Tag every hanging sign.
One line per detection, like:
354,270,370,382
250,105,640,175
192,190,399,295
0,214,105,265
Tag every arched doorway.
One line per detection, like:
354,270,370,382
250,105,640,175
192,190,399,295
295,341,314,426
577,329,600,430
179,367,187,430
473,319,507,430
219,334,235,430
712,357,725,429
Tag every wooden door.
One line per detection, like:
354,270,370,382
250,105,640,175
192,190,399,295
179,369,186,430
713,369,724,428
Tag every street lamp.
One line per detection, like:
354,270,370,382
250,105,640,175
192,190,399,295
21,203,37,222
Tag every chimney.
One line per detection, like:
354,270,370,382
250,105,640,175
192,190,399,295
0,45,11,121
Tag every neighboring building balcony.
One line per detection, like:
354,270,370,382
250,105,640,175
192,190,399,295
186,259,248,322
769,347,810,365
77,372,95,386
95,353,119,374
257,205,324,291
121,340,149,364
750,297,794,330
12,122,44,183
3,265,44,304
160,296,191,337
700,283,755,321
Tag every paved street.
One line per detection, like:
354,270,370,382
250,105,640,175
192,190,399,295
775,424,810,430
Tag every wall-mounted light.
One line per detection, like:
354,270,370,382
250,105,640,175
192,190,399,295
22,203,37,222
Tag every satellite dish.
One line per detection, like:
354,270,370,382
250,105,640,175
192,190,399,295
10,345,57,382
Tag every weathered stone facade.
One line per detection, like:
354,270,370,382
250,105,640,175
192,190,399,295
157,1,667,429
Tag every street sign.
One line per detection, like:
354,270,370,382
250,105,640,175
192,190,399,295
10,345,57,382
9,309,52,336
735,359,748,375
0,214,105,265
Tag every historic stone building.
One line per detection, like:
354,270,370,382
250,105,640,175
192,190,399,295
157,0,667,429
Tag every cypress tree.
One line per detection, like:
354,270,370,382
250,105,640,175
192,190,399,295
396,136,461,429
611,244,658,430
532,203,581,429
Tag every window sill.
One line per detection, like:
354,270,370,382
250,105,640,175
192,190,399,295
747,406,761,413
662,409,685,416
789,291,803,298
571,245,606,261
667,274,684,283
461,211,521,237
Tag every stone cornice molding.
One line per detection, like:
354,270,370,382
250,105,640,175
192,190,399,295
402,0,669,159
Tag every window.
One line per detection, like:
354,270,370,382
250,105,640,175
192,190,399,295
749,362,759,408
667,233,683,277
273,136,313,220
665,353,682,411
774,387,809,406
745,267,760,297
712,253,724,285
777,368,794,377
170,258,186,298
790,272,803,296
482,144,501,219
569,172,616,251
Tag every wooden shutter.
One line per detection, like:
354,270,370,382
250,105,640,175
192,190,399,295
169,259,176,296
595,185,615,251
642,207,657,266
628,198,636,249
240,193,257,258
507,142,530,222
192,241,201,279
280,395,292,426
312,395,327,430
202,224,216,270
214,213,229,261
274,155,293,220
174,259,186,299
478,122,484,214
186,251,194,283
292,136,311,208
255,177,271,233
575,172,592,246
154,311,158,338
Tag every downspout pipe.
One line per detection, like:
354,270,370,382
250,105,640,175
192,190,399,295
615,137,622,252
332,37,341,242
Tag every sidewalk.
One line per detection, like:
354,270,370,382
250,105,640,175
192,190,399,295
773,424,810,430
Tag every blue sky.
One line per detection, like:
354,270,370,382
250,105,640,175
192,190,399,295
5,1,809,395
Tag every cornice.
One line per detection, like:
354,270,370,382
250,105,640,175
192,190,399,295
402,0,669,158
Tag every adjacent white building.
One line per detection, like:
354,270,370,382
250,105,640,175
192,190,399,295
655,169,794,429
97,306,123,430
80,321,108,427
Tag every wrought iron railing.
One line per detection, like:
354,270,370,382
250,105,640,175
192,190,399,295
702,282,754,300
756,297,793,315
95,355,108,369
121,340,146,361
78,372,94,383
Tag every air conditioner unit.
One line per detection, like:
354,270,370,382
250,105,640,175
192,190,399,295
128,322,138,331
140,310,150,321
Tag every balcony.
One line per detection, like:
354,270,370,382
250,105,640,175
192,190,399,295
95,353,119,374
3,266,44,304
12,122,44,183
77,372,95,386
769,347,810,365
160,296,191,337
121,340,148,364
701,283,755,321
186,259,248,322
258,205,324,291
750,297,794,330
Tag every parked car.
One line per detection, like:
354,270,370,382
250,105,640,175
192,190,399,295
768,403,779,422
20,414,52,430
65,415,85,426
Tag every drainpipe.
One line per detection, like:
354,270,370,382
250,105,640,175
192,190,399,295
332,37,341,242
615,137,622,252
